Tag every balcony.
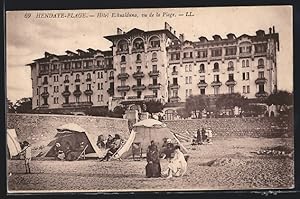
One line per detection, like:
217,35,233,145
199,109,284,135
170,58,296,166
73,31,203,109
151,58,158,62
116,49,129,55
62,101,93,108
199,69,205,73
182,57,193,63
51,69,59,74
84,89,93,95
225,79,237,86
210,56,222,61
41,92,49,98
135,59,142,64
86,78,92,82
62,90,71,97
117,85,130,92
213,68,220,72
75,79,80,83
257,65,265,69
197,81,208,88
117,73,129,80
255,77,267,84
148,70,160,77
227,67,234,72
107,88,114,96
40,70,49,75
132,84,146,91
133,71,145,79
169,96,180,103
171,71,178,75
169,84,180,90
42,81,48,85
64,80,69,84
148,84,162,90
109,76,114,80
148,46,161,51
169,59,180,64
255,92,268,98
211,81,222,87
120,61,127,65
73,90,82,96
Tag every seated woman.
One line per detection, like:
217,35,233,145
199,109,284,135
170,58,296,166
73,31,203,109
100,134,122,161
161,139,174,161
97,135,106,148
145,141,161,178
165,145,187,179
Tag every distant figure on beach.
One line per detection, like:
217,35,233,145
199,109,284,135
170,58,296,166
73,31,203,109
18,141,32,174
196,129,202,145
165,145,187,179
206,127,213,144
145,140,161,178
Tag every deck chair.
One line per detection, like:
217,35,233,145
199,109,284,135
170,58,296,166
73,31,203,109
132,142,142,161
76,145,88,160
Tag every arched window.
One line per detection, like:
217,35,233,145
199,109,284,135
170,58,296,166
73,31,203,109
228,61,234,68
87,73,91,79
136,54,141,61
200,64,205,72
258,58,264,66
117,40,128,52
109,71,114,77
246,60,249,67
242,60,245,67
65,75,69,81
213,62,219,70
173,66,177,72
43,76,48,83
121,55,126,62
149,36,160,48
76,74,80,80
133,38,144,50
152,52,157,60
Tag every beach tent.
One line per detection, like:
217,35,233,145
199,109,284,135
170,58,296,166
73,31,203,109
7,129,21,159
38,123,104,158
112,119,188,159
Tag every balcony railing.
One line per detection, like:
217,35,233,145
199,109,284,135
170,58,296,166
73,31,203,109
117,73,129,80
148,84,162,90
73,90,82,96
255,92,268,98
42,81,48,85
75,79,80,83
151,58,158,62
227,67,234,72
117,85,130,92
197,81,208,88
131,48,144,53
211,81,222,87
255,77,267,84
40,70,49,75
109,76,114,80
144,95,157,100
86,78,92,82
62,90,71,97
213,68,220,72
132,84,146,91
257,65,265,69
62,101,93,108
171,71,178,75
148,70,160,77
199,69,205,73
51,69,59,74
135,59,142,64
116,50,129,55
132,71,145,79
182,57,193,63
169,84,180,90
239,52,252,58
41,92,49,97
148,46,161,51
225,79,237,86
84,89,93,95
169,59,180,64
64,80,69,84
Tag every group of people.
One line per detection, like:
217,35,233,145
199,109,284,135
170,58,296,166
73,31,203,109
99,134,123,161
53,141,86,161
145,139,187,179
192,127,213,145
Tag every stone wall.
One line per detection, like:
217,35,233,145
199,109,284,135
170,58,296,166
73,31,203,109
7,113,130,148
164,117,293,138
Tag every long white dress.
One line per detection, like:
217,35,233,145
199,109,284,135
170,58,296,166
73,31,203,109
168,150,187,176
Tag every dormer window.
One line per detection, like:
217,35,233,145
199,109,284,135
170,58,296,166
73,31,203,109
133,38,144,50
211,48,222,57
149,36,160,48
118,40,128,52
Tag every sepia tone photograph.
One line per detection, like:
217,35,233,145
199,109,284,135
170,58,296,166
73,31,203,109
6,5,294,193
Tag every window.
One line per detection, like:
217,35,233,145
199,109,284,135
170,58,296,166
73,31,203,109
136,66,141,72
97,72,100,79
53,75,58,82
137,91,142,99
197,50,207,58
98,83,100,90
37,88,39,95
171,52,180,60
65,75,69,81
101,95,103,101
109,71,114,77
225,47,237,56
200,75,205,83
76,85,80,91
97,60,102,66
87,84,91,90
258,71,264,78
255,43,267,53
65,85,69,91
44,87,48,93
152,52,157,60
183,52,188,58
211,48,222,57
87,73,91,79
43,97,48,105
213,63,219,70
136,54,141,61
75,96,80,103
185,65,188,72
229,74,234,81
54,86,59,93
200,64,205,72
101,83,103,89
185,77,189,84
246,60,249,67
133,38,144,50
259,84,265,93
189,64,192,72
36,99,39,106
149,36,160,48
214,87,219,95
173,90,178,97
98,95,100,102
173,78,178,85
200,88,205,95
190,52,193,58
153,90,158,97
242,60,245,67
121,92,126,97
239,45,252,53
118,40,128,51
137,79,141,86
242,72,250,80
153,78,158,85
121,67,126,74
76,74,80,80
228,86,234,94
100,72,103,78
189,89,192,96
121,55,126,62
64,96,69,104
43,76,48,84
258,58,264,66
189,76,192,84
214,75,220,82
121,80,126,86
247,85,250,93
54,97,59,104
243,86,246,93
186,89,189,97
228,61,234,68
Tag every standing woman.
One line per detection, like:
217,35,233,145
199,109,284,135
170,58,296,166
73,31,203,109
145,140,161,178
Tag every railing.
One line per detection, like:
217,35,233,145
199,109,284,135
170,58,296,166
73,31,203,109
257,65,265,69
107,88,114,96
148,71,160,77
198,69,205,73
84,89,93,95
213,68,220,72
132,48,144,53
225,80,237,86
197,81,208,88
132,84,146,91
255,92,268,98
171,71,178,75
75,79,80,83
148,84,162,90
117,73,129,79
169,84,180,89
132,71,145,79
169,96,180,103
42,81,48,85
116,50,129,55
211,81,222,87
41,92,49,97
227,67,234,72
63,80,69,84
73,90,82,96
62,90,71,97
117,85,130,92
86,78,92,82
255,77,267,84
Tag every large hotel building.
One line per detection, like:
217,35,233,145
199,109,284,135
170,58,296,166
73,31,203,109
27,23,279,117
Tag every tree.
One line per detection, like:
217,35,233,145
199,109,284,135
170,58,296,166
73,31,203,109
266,90,293,108
6,98,16,113
176,107,190,119
215,93,247,110
185,95,207,118
144,100,164,114
13,97,32,113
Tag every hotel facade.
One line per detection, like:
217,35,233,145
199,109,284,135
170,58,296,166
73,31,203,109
27,23,279,115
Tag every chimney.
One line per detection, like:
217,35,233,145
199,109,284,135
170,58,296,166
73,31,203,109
179,34,185,42
269,27,272,34
272,26,275,33
117,28,123,35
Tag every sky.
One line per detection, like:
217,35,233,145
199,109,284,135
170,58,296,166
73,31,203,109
6,6,293,102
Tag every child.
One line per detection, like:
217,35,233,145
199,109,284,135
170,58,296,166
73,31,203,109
19,141,31,174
